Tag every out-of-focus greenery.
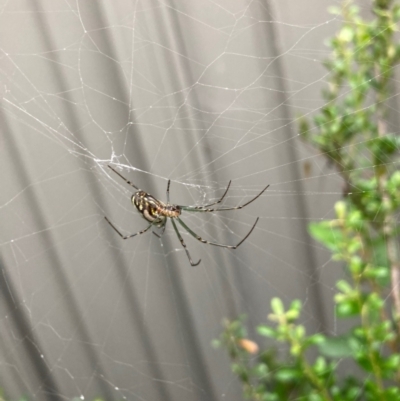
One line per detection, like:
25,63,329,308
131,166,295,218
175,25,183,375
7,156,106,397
215,1,400,400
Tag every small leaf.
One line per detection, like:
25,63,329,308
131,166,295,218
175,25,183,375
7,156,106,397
338,26,354,42
313,356,327,375
317,335,353,358
290,299,302,312
307,334,326,345
335,201,347,219
336,280,353,294
366,292,384,312
383,354,400,371
384,386,400,401
254,362,268,377
257,325,276,338
295,325,305,339
271,298,285,315
309,393,324,401
291,342,302,356
336,299,360,317
275,368,302,382
363,265,389,280
286,308,300,321
356,353,373,372
309,221,343,251
370,238,389,268
349,256,363,274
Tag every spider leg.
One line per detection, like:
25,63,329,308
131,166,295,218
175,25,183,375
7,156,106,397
108,165,139,190
181,184,269,212
166,179,171,204
105,216,152,239
177,216,259,249
171,219,201,266
200,180,232,208
152,220,167,238
177,181,231,210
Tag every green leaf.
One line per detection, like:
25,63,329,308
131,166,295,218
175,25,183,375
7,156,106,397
339,26,354,42
257,325,276,338
336,280,353,294
313,356,327,375
317,335,353,358
274,368,302,382
264,393,279,401
285,308,300,322
295,325,305,340
370,238,389,269
336,299,361,317
349,256,363,274
309,393,324,401
254,362,269,377
384,386,400,401
366,292,384,311
308,221,343,252
356,353,374,373
383,354,400,371
389,170,400,187
363,265,389,281
335,201,347,219
348,210,364,230
367,135,399,163
290,299,302,312
306,334,326,346
271,298,285,315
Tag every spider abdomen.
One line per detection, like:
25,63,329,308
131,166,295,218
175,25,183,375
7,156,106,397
132,191,181,222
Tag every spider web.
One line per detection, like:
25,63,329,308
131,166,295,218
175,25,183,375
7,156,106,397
0,0,389,400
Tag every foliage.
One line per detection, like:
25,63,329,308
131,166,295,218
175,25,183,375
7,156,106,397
215,1,400,400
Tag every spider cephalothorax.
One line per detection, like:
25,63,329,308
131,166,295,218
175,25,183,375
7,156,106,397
105,165,269,266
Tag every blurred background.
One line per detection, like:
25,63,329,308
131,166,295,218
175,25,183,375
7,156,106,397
0,1,359,400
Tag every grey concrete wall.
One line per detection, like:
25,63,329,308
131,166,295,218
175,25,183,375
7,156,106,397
0,1,357,400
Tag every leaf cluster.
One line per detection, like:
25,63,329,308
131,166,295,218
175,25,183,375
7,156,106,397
217,1,400,400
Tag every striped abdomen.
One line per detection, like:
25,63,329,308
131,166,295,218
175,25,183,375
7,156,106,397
132,191,181,223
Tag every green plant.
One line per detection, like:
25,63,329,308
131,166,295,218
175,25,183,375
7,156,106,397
215,1,400,400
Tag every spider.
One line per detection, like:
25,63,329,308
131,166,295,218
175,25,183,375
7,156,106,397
105,165,269,266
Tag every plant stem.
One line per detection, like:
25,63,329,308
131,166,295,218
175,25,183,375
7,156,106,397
289,331,333,401
299,354,333,401
376,84,400,336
